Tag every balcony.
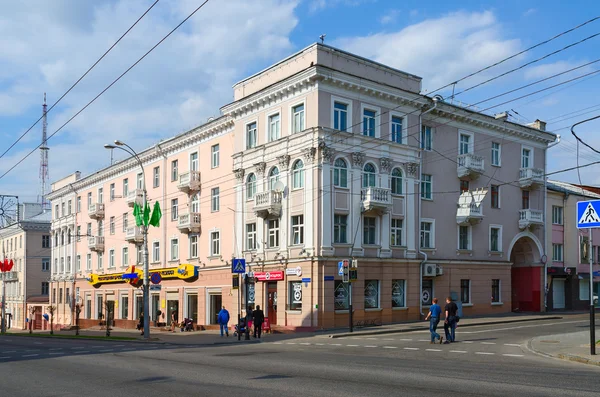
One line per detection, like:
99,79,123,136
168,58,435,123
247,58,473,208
456,203,483,225
361,187,392,213
88,236,105,251
519,168,544,188
177,212,201,233
125,226,144,243
177,171,201,193
253,191,283,218
88,203,105,219
126,189,144,207
519,209,544,229
457,153,485,179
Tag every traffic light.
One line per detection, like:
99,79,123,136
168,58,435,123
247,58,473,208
232,275,240,289
349,267,358,283
342,259,349,283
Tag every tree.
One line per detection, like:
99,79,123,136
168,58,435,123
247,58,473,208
47,305,55,335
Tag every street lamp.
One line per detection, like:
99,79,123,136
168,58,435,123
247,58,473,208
104,141,150,339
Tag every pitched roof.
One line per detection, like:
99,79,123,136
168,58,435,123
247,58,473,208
547,180,600,199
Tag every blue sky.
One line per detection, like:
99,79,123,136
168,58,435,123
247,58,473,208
0,0,599,203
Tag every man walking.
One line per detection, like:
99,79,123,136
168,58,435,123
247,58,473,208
217,306,230,337
425,297,442,344
443,296,459,344
252,305,265,339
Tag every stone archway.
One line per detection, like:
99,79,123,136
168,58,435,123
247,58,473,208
508,232,544,312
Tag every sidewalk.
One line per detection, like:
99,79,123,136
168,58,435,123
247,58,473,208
529,329,600,367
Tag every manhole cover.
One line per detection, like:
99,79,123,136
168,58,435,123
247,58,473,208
540,340,560,343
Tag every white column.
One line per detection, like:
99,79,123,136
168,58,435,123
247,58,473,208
320,156,334,256
302,149,316,255
256,164,266,256
234,169,245,257
280,160,290,253
405,166,417,259
351,153,364,257
379,160,391,258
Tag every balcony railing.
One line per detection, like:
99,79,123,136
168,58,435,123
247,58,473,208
253,190,283,218
361,187,392,213
519,167,544,188
177,171,201,193
88,203,105,219
177,212,201,233
88,236,105,251
519,209,544,229
125,226,144,243
126,189,144,208
456,203,483,225
457,153,485,179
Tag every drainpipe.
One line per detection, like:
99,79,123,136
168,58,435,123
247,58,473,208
418,97,438,317
544,134,561,311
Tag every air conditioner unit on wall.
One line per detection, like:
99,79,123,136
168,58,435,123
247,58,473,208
436,266,443,276
424,264,437,277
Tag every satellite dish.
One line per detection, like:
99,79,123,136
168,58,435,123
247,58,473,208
273,181,285,193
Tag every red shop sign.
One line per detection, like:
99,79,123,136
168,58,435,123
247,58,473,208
253,271,284,281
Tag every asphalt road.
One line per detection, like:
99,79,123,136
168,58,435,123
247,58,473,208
1,315,599,397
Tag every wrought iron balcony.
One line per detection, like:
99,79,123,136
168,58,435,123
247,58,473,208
457,153,485,179
519,168,544,188
88,203,105,219
177,212,201,233
253,190,283,218
361,187,392,213
519,209,544,229
177,171,201,193
87,236,105,251
126,189,144,208
125,226,144,243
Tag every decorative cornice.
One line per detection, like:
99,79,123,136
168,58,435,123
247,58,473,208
277,155,291,169
405,162,419,178
351,152,364,168
233,168,245,182
380,158,392,174
302,147,317,163
321,146,336,164
254,162,267,177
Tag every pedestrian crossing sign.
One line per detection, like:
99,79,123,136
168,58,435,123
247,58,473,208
577,200,600,229
231,258,246,274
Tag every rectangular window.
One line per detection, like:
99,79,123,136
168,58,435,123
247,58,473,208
211,144,220,168
76,255,81,271
42,258,50,272
42,235,50,248
491,185,500,208
552,243,564,262
522,190,530,209
123,178,129,196
137,247,143,265
97,253,103,270
52,289,56,303
460,180,469,193
333,160,348,188
364,280,380,309
522,148,531,168
87,192,92,208
268,113,280,141
61,202,65,217
292,103,305,133
123,213,128,232
288,281,302,311
190,152,198,171
391,116,403,143
110,216,115,235
459,133,471,155
98,220,103,237
333,102,348,132
580,279,590,301
98,188,103,204
60,258,64,273
460,279,471,304
491,142,501,166
392,279,406,308
55,204,59,219
171,160,178,182
246,223,257,250
492,279,501,303
171,199,178,221
86,254,92,271
246,122,257,149
152,242,160,263
291,215,304,245
59,288,63,304
110,183,115,201
421,125,432,150
421,174,432,199
153,166,160,188
211,187,220,212
211,231,220,256
459,225,471,250
171,239,179,261
334,280,349,310
363,216,376,245
268,219,280,248
122,247,128,267
77,196,81,212
108,249,115,268
490,227,501,252
391,218,403,246
190,235,198,258
41,282,49,296
68,200,72,215
137,173,143,189
362,109,376,137
552,206,563,225
121,296,129,320
76,226,81,242
420,221,434,249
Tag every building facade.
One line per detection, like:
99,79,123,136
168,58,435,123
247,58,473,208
48,43,557,331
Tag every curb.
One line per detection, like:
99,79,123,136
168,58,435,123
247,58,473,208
328,316,563,338
556,353,600,367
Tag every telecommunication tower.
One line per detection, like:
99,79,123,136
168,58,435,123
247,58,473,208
39,93,50,211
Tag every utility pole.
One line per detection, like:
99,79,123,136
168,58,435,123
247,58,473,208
590,231,596,355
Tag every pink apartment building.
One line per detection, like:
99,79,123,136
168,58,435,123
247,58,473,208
47,43,557,331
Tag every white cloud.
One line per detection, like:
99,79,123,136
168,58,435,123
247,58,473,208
524,60,596,81
380,9,400,25
523,8,537,17
309,0,373,12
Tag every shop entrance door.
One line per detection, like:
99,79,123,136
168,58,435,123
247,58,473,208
187,294,198,322
553,279,566,309
209,294,222,325
167,300,179,325
34,307,42,330
267,282,277,325
151,295,160,325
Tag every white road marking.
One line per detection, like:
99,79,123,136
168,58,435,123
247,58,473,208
399,338,413,341
286,342,296,345
462,341,474,344
22,354,39,357
481,342,496,345
331,344,342,346
383,346,398,349
71,347,84,350
475,352,495,355
91,346,104,349
98,349,114,353
0,356,10,359
426,349,442,352
315,343,325,346
366,338,377,340
49,348,63,351
49,352,64,355
363,345,378,348
450,350,467,353
74,351,90,354
273,342,282,345
299,342,311,345
404,347,419,351
458,320,587,334
418,339,430,342
382,338,395,341
346,344,360,347
503,354,525,357
504,343,521,347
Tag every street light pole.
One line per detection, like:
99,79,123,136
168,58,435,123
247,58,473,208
105,141,150,339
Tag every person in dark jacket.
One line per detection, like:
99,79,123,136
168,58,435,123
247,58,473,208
443,296,459,343
217,306,230,337
252,305,265,339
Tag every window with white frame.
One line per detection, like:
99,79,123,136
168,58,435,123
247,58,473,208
62,202,65,217
420,220,434,249
421,125,432,150
110,183,115,201
363,216,377,245
122,179,129,197
170,239,179,261
136,173,143,189
522,147,531,168
458,225,471,250
552,243,564,262
288,281,302,311
98,188,103,204
362,163,376,188
246,223,257,250
292,160,304,189
211,144,220,168
68,200,72,215
491,142,501,166
42,258,50,272
363,109,376,137
291,215,304,245
211,187,220,212
97,220,103,237
460,279,471,304
246,173,257,199
391,218,403,246
152,241,160,263
292,103,305,133
190,152,198,171
269,167,280,190
97,253,103,270
246,122,257,149
191,193,200,213
268,113,280,142
421,174,432,199
171,160,178,181
87,192,92,208
552,206,563,225
364,280,380,309
137,246,143,265
333,102,348,131
391,115,403,143
268,219,280,248
492,279,501,303
121,213,128,232
333,158,348,188
108,249,115,268
211,231,220,256
190,235,198,258
86,254,91,270
334,214,347,244
490,226,502,252
459,132,471,155
110,216,115,235
391,168,403,195
122,247,128,267
392,279,406,308
171,199,178,221
153,166,160,188
77,196,81,212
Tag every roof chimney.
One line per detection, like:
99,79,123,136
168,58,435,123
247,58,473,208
531,119,546,131
494,111,508,121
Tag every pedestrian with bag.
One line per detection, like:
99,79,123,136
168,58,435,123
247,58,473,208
425,297,442,344
217,306,230,337
443,296,459,344
252,305,265,339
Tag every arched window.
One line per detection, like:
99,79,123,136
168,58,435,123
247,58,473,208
68,229,72,245
246,173,257,199
269,167,280,190
363,163,376,188
391,168,403,195
292,160,304,189
334,158,348,188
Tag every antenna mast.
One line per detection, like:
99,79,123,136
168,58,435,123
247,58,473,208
39,93,50,211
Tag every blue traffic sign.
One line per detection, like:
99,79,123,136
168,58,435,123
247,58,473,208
577,200,600,229
338,261,344,276
232,258,246,274
122,273,138,280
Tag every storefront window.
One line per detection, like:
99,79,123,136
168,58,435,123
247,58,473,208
334,281,349,310
392,280,406,308
364,280,380,309
288,281,302,311
121,296,129,320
